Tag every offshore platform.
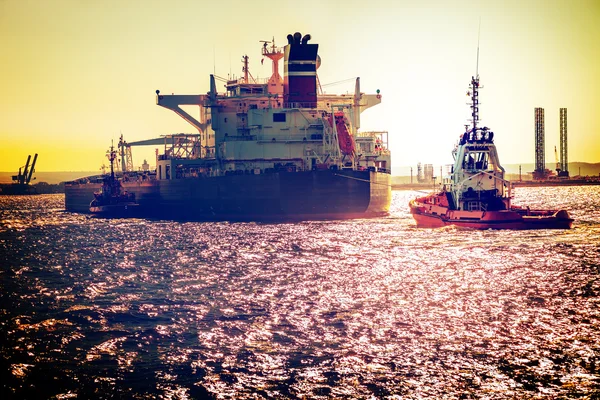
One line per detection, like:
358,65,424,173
533,108,569,180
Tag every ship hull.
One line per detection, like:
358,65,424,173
409,200,573,230
65,170,391,220
90,203,140,216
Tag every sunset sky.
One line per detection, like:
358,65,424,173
1,0,599,173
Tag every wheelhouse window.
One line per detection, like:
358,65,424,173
463,151,496,170
273,113,286,123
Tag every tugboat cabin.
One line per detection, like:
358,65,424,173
451,127,509,212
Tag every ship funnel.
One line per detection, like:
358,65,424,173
284,31,318,108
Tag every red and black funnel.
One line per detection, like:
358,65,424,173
284,32,318,108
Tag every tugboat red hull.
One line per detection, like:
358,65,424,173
409,200,573,230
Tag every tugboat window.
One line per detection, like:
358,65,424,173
464,151,492,170
273,113,286,122
467,201,481,211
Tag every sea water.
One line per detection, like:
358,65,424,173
1,187,599,398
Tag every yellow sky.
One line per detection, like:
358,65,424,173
1,0,599,173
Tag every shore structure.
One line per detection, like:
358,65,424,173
0,154,38,195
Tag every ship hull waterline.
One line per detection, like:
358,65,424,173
89,203,140,217
410,204,573,230
66,170,391,221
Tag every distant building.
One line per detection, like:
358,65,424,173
424,164,434,182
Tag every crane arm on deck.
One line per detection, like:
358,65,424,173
155,92,210,134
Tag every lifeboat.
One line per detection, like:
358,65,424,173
328,112,355,156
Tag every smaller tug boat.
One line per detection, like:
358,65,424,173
89,143,138,216
409,75,573,230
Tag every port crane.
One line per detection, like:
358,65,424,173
12,154,38,185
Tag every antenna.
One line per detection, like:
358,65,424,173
469,18,482,133
476,18,481,77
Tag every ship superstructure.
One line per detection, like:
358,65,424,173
448,75,509,212
153,32,387,181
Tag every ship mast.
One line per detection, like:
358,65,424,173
107,141,117,180
469,75,480,133
241,55,256,83
470,20,482,134
261,37,284,94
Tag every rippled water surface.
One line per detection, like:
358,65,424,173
1,187,599,399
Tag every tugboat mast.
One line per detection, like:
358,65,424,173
107,142,117,180
470,20,482,134
469,76,480,133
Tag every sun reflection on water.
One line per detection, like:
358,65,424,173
0,189,599,397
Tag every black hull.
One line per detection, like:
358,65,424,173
90,203,140,217
0,184,37,195
65,170,391,221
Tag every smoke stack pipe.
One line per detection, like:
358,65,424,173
284,32,318,108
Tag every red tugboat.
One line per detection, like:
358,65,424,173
89,143,138,216
409,75,573,230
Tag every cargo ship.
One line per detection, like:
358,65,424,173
409,74,573,230
65,32,391,220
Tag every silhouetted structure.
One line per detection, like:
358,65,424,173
559,108,569,177
417,162,424,183
533,108,550,180
0,154,39,195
